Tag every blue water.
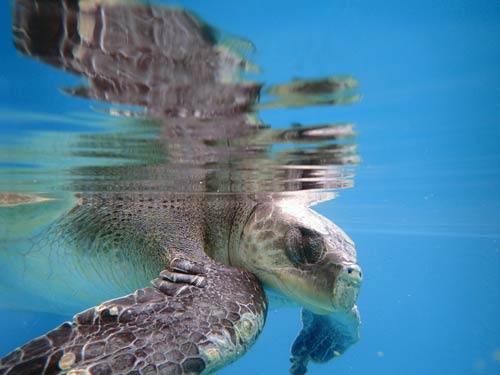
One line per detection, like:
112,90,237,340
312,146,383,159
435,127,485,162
1,1,499,375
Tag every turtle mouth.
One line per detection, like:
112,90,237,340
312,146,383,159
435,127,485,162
332,264,362,311
272,263,362,315
273,268,337,314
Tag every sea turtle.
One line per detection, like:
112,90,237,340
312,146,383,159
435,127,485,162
0,1,362,374
0,192,362,375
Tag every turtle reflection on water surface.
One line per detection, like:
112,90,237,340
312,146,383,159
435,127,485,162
0,1,362,375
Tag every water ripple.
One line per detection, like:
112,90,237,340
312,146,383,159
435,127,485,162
3,0,360,196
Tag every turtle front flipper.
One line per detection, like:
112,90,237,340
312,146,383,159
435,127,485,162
0,257,267,375
290,307,360,375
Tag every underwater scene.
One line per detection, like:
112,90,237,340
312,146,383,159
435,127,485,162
0,0,499,375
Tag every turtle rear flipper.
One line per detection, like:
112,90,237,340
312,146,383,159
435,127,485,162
290,308,360,375
0,258,267,375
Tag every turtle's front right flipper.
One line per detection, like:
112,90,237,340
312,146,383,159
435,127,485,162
0,258,267,375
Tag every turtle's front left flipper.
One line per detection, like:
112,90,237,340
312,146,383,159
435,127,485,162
290,307,360,375
0,258,267,375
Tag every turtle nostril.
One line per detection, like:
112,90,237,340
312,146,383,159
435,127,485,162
345,265,362,280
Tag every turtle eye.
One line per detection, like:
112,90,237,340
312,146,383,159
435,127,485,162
301,233,325,263
285,227,305,266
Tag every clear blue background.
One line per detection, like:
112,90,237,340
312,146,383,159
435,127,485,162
1,0,499,374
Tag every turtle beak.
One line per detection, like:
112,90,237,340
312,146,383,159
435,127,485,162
332,263,362,311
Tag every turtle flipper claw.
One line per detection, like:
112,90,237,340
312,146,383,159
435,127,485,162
159,269,207,287
151,277,193,296
151,257,207,296
170,257,208,274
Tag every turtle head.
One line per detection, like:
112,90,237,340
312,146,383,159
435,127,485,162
233,201,361,315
